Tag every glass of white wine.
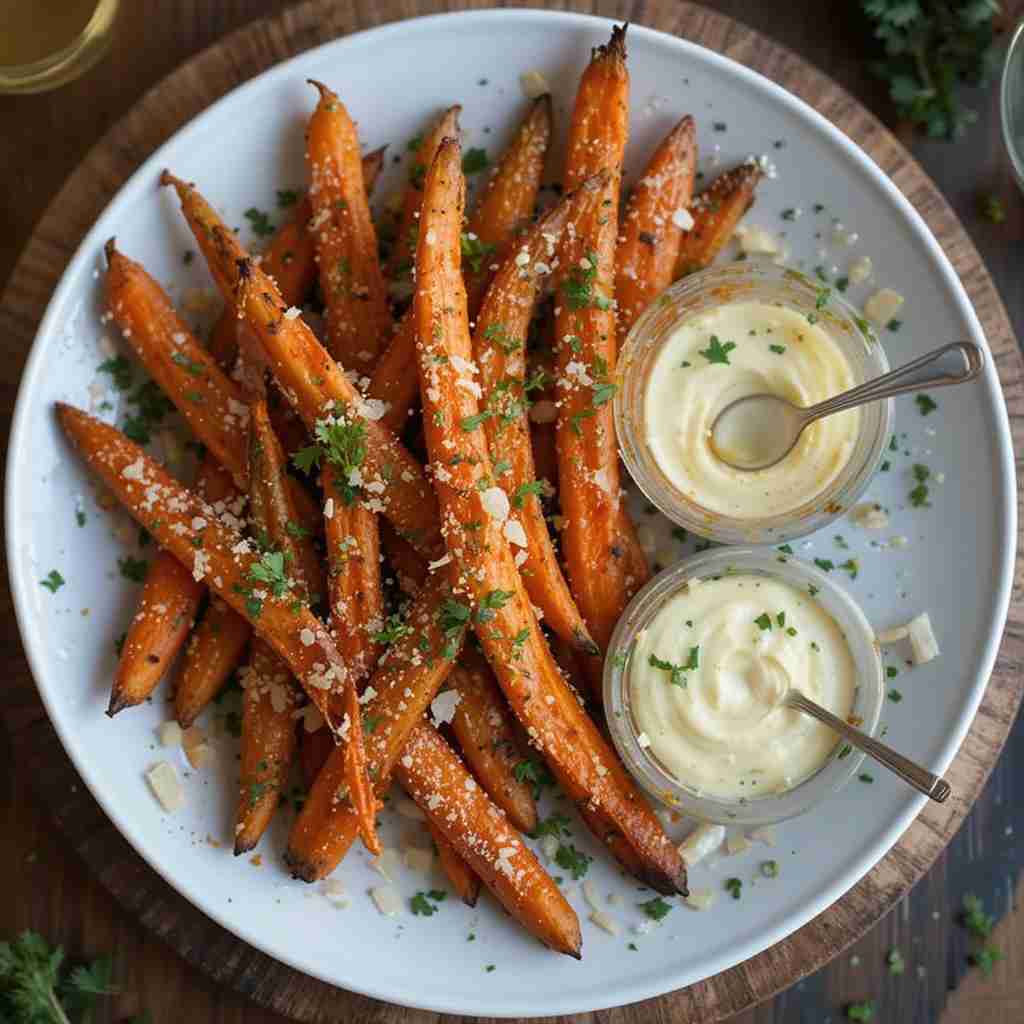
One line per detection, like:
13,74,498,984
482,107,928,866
0,0,120,94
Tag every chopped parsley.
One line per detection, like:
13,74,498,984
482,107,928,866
75,508,87,527
814,558,835,572
887,947,905,975
638,896,672,921
460,409,494,432
437,598,472,659
40,570,65,593
970,945,1003,976
284,520,310,541
724,877,743,900
276,188,301,208
648,648,699,687
244,207,276,237
98,355,133,391
815,284,831,310
512,757,554,800
528,813,572,840
554,843,592,880
760,860,779,878
909,463,931,507
769,344,786,355
699,335,736,365
915,393,937,416
886,666,899,678
562,249,610,310
461,147,490,175
460,232,496,273
293,411,368,505
835,275,850,292
839,558,859,580
886,319,902,332
371,612,413,647
846,1001,874,1022
475,589,514,624
754,613,773,630
979,193,1006,224
858,772,874,783
512,480,546,508
118,556,149,583
122,380,175,445
170,351,206,377
482,322,522,353
410,890,447,916
778,544,794,555
962,893,995,939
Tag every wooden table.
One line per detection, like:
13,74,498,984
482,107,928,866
2,3,1022,1022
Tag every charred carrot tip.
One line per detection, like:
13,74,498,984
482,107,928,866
233,838,255,857
159,169,190,193
103,237,117,262
306,78,333,100
106,693,133,717
283,853,318,883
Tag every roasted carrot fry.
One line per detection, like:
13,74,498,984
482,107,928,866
616,115,697,335
472,176,606,657
366,310,417,435
674,161,764,277
234,638,300,854
285,573,462,880
174,454,251,727
109,549,203,716
552,26,649,657
463,94,551,318
207,146,387,372
297,713,478,902
160,172,442,557
249,398,324,605
175,596,250,728
447,651,536,834
57,404,354,735
385,105,461,282
307,82,392,369
412,139,686,894
338,663,379,855
396,721,581,957
104,240,250,489
428,819,481,906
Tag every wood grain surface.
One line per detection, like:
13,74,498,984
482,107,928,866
1,2,1023,1023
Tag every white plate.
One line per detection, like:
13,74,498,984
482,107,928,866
6,9,1016,1018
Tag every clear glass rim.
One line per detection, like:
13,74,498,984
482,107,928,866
1000,20,1024,192
603,547,884,826
0,0,119,94
613,259,893,546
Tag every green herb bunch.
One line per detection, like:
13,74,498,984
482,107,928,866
862,1,1003,139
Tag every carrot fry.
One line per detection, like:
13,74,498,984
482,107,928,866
615,115,697,336
396,722,581,957
160,171,442,557
249,398,325,606
234,638,300,854
104,240,250,489
386,105,461,282
412,138,686,894
366,310,417,435
552,26,649,657
297,716,478,902
174,454,251,727
447,651,537,834
306,82,392,369
339,664,379,855
428,819,481,906
207,146,387,372
109,549,203,716
57,404,354,735
175,596,250,728
674,161,764,277
472,175,606,657
285,573,462,880
463,94,551,318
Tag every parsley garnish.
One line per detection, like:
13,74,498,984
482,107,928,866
512,480,545,508
769,344,786,355
754,613,773,630
648,648,699,687
814,558,835,572
293,411,367,506
118,556,149,583
437,598,471,659
887,947,905,975
122,380,175,445
461,232,496,273
761,859,780,878
858,772,874,783
512,757,554,799
98,355,133,391
699,335,736,365
562,250,610,310
962,892,994,939
909,463,931,507
528,813,572,840
371,612,413,647
460,409,495,432
170,351,206,377
846,1000,874,1022
40,570,65,593
970,944,1003,976
915,393,937,416
410,890,447,916
476,589,514,624
724,877,743,900
482,322,521,353
839,558,859,580
244,207,276,237
638,897,672,921
276,189,301,208
554,843,592,880
979,192,1006,223
461,148,490,175
285,520,310,540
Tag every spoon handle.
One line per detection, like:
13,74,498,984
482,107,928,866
802,340,984,425
785,691,951,803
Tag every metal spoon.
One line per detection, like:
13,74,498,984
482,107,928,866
783,689,951,802
709,340,984,471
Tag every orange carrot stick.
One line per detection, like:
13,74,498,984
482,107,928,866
615,115,696,336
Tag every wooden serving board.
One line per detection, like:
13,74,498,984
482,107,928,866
1,1,1022,1021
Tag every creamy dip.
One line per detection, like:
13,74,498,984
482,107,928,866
643,301,860,518
628,574,856,800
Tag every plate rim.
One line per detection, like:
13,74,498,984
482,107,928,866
4,6,1019,1018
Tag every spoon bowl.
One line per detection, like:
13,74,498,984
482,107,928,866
709,340,984,472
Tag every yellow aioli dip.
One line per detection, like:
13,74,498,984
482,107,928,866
628,574,856,800
643,301,860,518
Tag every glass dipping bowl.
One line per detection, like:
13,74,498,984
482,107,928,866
1001,19,1024,192
614,260,893,545
603,547,884,827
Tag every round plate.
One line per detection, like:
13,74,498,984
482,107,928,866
5,9,1016,1018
